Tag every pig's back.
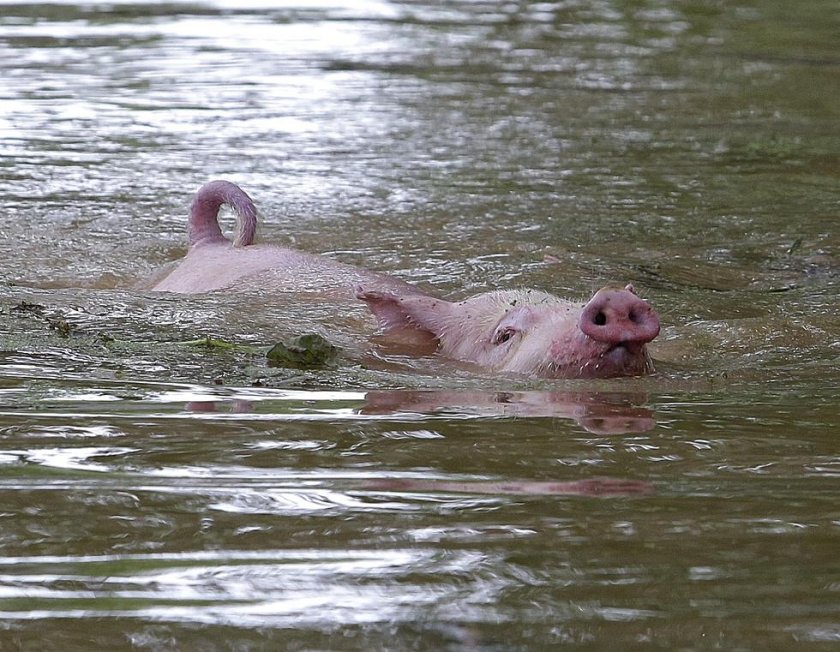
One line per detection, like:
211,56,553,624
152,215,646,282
149,243,419,298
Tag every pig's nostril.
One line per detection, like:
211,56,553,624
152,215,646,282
579,287,660,345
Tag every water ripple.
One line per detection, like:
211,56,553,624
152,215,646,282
0,547,508,627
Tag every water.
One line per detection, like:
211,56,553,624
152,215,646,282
1,0,839,648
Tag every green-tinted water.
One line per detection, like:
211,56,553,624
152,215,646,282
1,0,839,648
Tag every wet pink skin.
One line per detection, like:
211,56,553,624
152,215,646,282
147,180,662,379
560,284,661,377
579,285,660,345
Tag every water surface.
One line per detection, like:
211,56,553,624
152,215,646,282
1,0,839,648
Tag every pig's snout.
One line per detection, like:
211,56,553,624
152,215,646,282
579,285,660,345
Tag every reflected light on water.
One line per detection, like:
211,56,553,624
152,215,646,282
0,547,503,627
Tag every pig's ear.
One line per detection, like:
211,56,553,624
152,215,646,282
355,288,454,338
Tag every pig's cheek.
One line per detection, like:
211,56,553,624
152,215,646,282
480,343,509,367
439,336,493,364
548,332,592,364
505,336,555,373
470,338,514,368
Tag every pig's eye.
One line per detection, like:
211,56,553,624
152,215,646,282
492,327,517,345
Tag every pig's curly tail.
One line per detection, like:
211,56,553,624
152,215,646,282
187,180,257,248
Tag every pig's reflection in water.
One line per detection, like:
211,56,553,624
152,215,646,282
363,477,653,497
361,389,655,435
185,390,654,434
185,391,655,497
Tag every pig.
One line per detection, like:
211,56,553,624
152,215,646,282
148,180,660,378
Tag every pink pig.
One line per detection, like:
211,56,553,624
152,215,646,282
149,180,660,378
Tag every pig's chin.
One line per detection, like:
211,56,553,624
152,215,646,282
589,342,653,378
541,342,653,379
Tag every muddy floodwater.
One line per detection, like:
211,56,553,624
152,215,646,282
1,0,839,648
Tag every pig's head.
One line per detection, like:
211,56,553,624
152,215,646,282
356,284,660,378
